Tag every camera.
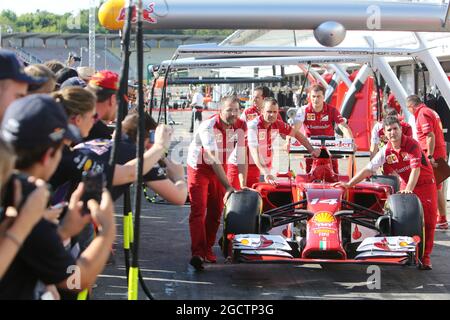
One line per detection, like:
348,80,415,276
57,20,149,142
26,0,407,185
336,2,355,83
68,52,81,62
1,173,49,216
81,171,105,214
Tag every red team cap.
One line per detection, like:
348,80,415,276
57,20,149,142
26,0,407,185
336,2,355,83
89,70,119,90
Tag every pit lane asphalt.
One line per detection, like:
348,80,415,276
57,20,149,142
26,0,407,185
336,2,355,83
92,110,450,300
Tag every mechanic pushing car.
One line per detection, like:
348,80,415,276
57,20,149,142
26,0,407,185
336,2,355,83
334,116,437,270
186,95,248,271
293,84,353,173
238,97,320,186
235,86,284,188
370,106,413,160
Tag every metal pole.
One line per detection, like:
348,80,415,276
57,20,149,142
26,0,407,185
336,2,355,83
89,0,96,70
105,36,107,70
130,0,146,300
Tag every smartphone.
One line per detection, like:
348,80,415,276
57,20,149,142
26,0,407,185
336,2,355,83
50,202,69,210
81,171,104,203
149,130,155,144
81,171,105,215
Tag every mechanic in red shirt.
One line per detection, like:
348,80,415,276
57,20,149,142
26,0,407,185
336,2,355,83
334,116,437,270
236,86,283,187
293,84,353,173
245,97,319,185
370,107,413,159
407,95,448,230
186,95,247,271
240,86,283,122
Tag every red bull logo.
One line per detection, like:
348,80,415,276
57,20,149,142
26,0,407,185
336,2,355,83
117,2,157,24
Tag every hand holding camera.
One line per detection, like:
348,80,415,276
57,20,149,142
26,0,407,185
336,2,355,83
1,177,50,236
154,124,173,150
87,189,115,236
57,182,92,241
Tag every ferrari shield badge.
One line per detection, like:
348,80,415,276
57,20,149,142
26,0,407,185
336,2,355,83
386,154,398,164
259,131,266,141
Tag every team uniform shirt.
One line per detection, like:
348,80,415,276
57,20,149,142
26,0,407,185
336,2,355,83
50,137,167,202
187,114,247,170
294,102,345,137
414,103,447,159
371,121,413,147
240,105,283,122
367,135,435,186
247,115,292,169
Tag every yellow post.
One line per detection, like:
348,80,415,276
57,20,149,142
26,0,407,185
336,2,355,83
123,215,130,249
77,289,89,300
128,267,139,300
129,214,134,245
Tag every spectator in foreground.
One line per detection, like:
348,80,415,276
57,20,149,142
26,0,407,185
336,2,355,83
0,50,46,122
0,94,116,299
0,138,50,279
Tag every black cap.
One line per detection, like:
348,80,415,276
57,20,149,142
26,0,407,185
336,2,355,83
61,77,87,89
1,94,81,148
0,50,47,84
56,67,79,86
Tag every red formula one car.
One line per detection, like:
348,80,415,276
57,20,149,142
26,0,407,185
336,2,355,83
221,136,425,267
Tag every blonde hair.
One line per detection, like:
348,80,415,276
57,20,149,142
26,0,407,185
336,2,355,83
24,64,57,94
52,87,96,118
0,138,15,195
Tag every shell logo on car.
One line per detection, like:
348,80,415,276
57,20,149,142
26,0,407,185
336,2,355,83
240,239,250,245
313,211,336,224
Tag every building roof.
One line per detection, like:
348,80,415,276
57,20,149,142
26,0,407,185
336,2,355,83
1,32,227,43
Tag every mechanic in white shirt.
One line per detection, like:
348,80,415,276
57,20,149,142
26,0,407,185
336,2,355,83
186,95,247,271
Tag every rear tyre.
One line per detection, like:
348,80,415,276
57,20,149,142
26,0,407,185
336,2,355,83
385,193,425,259
221,189,262,257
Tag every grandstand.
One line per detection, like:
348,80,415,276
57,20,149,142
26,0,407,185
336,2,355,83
1,32,226,78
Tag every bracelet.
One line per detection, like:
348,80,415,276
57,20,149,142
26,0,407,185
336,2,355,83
3,231,22,248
